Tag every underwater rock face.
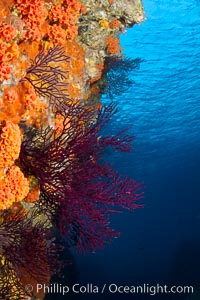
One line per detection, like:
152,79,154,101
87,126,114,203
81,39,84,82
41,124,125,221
0,0,144,299
79,0,145,98
109,0,145,25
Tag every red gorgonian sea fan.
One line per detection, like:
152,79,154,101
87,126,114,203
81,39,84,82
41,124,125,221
0,210,64,299
23,46,71,110
19,103,144,254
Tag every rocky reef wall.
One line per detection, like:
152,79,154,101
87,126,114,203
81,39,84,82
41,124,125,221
0,1,144,299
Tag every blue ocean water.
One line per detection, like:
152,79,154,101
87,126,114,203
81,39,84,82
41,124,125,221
64,1,200,300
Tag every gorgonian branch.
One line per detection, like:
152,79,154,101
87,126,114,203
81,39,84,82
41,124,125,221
23,46,71,109
0,211,64,298
19,103,144,254
103,56,144,98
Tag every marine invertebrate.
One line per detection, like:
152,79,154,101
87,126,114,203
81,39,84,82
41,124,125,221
0,0,14,23
6,13,26,38
47,0,86,42
1,166,29,209
0,1,145,299
106,35,121,55
21,81,48,127
19,103,143,253
0,121,22,169
103,56,143,98
63,40,86,101
6,166,29,203
0,23,16,42
13,0,47,42
47,24,67,45
99,19,109,28
24,88,40,111
0,165,29,210
65,23,78,40
0,211,63,298
0,62,11,83
109,19,121,29
0,39,20,83
1,86,20,110
0,259,28,300
1,82,46,126
24,46,71,109
48,3,64,23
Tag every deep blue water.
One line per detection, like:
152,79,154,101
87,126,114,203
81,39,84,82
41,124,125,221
47,1,200,300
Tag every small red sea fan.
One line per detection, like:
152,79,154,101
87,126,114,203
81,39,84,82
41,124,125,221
19,103,144,254
23,46,71,109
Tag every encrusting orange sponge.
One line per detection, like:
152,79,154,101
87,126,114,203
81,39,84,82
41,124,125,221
106,35,121,54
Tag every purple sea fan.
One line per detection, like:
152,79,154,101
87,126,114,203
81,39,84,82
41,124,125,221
23,46,71,110
19,103,144,254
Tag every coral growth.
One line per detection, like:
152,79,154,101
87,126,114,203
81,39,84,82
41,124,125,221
0,26,21,84
0,165,29,210
0,62,12,83
19,103,143,253
14,0,47,42
100,19,109,29
47,24,67,45
64,40,86,100
0,0,145,297
1,82,48,126
106,35,121,54
0,211,63,299
0,121,29,210
103,56,143,98
0,23,16,42
24,46,70,109
0,121,22,168
109,19,121,29
48,0,86,42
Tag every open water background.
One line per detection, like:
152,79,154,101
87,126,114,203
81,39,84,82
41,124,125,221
46,1,200,299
